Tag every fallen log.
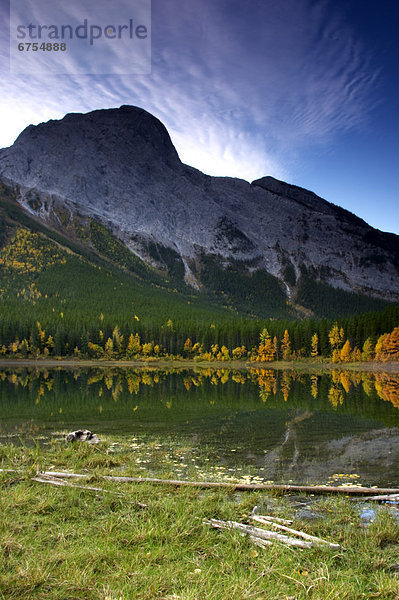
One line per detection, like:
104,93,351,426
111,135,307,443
355,493,399,502
251,509,292,525
31,475,148,507
2,469,398,496
251,515,340,549
41,471,87,479
32,475,123,495
203,518,313,548
249,535,273,548
39,473,399,496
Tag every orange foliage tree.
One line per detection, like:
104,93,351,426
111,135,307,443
375,327,399,361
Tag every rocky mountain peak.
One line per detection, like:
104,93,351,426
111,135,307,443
0,106,398,308
6,105,181,182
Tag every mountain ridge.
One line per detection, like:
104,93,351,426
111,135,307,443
0,105,398,316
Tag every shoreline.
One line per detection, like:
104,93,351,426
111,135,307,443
3,442,397,598
0,357,398,372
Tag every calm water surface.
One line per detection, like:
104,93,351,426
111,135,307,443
1,366,399,487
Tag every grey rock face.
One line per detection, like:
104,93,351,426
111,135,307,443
0,105,398,300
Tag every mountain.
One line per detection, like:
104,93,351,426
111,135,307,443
0,105,398,319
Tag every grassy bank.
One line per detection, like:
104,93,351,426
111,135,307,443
2,443,399,599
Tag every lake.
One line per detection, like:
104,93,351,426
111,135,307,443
1,365,399,488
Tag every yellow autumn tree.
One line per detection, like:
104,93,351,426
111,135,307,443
46,335,55,350
20,339,29,356
36,321,46,345
340,340,352,363
183,338,193,357
280,330,291,360
192,342,203,357
211,344,219,358
375,327,399,362
220,346,231,361
353,347,362,362
329,325,344,362
311,333,319,358
256,328,276,362
141,342,154,356
260,328,270,345
386,327,399,360
88,342,104,358
232,346,246,360
126,333,141,358
362,338,374,361
104,337,115,358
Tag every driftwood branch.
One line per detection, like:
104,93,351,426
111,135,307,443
355,493,399,502
251,515,340,549
31,475,148,508
32,475,122,494
251,508,292,525
249,536,273,548
30,472,399,496
41,471,87,479
203,518,313,548
2,468,397,498
204,516,341,550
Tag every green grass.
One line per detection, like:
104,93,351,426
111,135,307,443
2,443,399,599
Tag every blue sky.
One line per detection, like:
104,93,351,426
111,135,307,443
0,0,398,234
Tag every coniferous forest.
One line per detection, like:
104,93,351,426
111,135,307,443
0,184,398,363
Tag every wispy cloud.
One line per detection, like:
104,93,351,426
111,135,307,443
0,0,379,181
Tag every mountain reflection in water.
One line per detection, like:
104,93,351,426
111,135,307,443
0,367,398,487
